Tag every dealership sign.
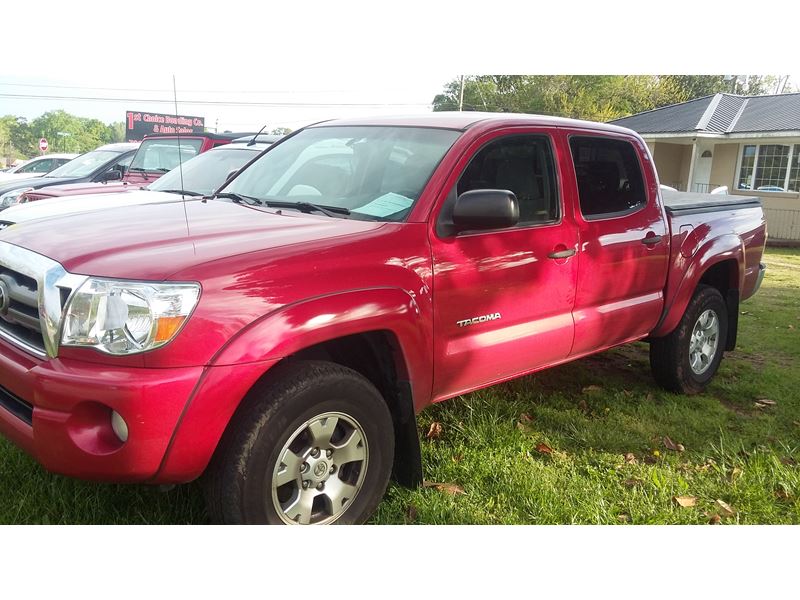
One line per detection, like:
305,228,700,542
125,111,205,142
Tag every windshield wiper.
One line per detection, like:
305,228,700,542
208,191,264,206
160,189,203,196
130,166,170,173
263,200,350,218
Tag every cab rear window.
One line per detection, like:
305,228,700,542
570,136,646,219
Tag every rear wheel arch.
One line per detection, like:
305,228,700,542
653,235,744,339
697,258,740,351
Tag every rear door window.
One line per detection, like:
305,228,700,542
569,136,646,219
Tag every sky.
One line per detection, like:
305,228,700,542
1,0,795,133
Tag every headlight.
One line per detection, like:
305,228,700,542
0,187,33,209
61,278,201,355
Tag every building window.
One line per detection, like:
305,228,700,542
790,148,800,193
738,143,800,193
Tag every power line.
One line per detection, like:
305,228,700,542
0,92,431,108
0,81,420,95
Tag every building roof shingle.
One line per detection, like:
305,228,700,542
610,92,800,135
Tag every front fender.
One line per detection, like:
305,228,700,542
212,287,431,397
652,233,744,337
154,287,432,482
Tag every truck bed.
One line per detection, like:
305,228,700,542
661,190,761,215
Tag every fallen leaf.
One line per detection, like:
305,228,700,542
645,392,654,403
451,453,463,463
405,505,418,523
577,399,589,412
715,499,736,518
663,436,684,452
674,496,697,508
708,514,721,525
623,478,643,488
729,467,743,482
622,389,633,397
535,442,553,455
755,398,776,407
780,456,797,466
624,452,637,464
740,310,750,315
519,413,533,422
582,385,603,394
644,455,657,464
423,481,465,495
425,422,443,440
775,489,790,500
789,324,795,330
793,421,800,428
617,514,630,523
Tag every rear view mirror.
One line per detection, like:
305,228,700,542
102,170,122,182
452,189,519,232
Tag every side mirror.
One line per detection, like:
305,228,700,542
102,170,122,182
452,189,519,232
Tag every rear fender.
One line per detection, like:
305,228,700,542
652,234,744,338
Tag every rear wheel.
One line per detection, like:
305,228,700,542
649,285,728,394
205,360,394,524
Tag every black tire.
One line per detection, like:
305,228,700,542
205,360,394,524
649,284,728,395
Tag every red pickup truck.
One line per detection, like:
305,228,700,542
0,113,766,525
20,132,252,201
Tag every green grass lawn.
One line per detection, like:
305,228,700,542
1,248,798,524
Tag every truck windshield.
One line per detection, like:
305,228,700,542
221,126,461,221
44,151,121,178
129,138,203,173
149,146,260,196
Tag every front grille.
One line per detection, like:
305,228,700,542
0,383,33,425
0,266,46,354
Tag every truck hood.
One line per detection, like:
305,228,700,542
0,176,75,196
0,199,385,280
1,190,178,224
27,180,141,198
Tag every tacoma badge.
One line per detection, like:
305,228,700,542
456,312,501,328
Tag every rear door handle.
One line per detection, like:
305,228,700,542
641,235,662,246
548,249,576,259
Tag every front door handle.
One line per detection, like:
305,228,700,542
548,248,577,259
641,235,663,246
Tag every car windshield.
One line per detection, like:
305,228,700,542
221,126,461,221
149,146,261,196
45,151,121,178
129,138,203,172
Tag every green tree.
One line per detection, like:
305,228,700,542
433,75,786,121
270,127,293,136
29,110,117,154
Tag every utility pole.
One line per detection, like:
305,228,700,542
458,75,465,111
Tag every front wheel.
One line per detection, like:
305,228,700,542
205,360,395,524
649,284,728,394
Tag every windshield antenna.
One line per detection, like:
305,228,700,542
248,125,267,146
173,74,189,236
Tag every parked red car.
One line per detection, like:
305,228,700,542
0,113,766,524
20,132,255,201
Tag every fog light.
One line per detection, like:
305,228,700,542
111,411,129,443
